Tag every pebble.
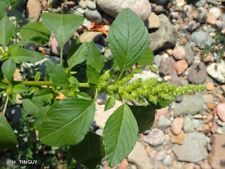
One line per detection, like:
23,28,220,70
171,117,184,135
96,0,151,20
150,14,178,51
128,142,154,169
158,56,176,76
27,0,42,21
209,7,222,19
172,46,186,60
143,129,166,147
191,31,213,49
170,132,186,145
175,59,188,75
155,150,166,161
216,103,225,122
163,155,173,166
79,31,103,43
79,0,88,9
184,43,194,65
187,62,207,84
172,132,209,162
87,0,97,9
155,107,170,121
148,12,160,30
84,9,102,23
158,116,172,129
183,116,195,133
172,95,204,116
208,134,225,169
207,60,225,83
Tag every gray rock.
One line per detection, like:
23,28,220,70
130,69,161,83
87,0,96,9
150,0,169,5
184,43,194,65
172,132,209,162
191,31,213,49
187,62,207,84
193,119,203,129
163,155,173,166
96,0,151,20
158,116,171,129
128,142,154,169
207,60,225,83
84,9,102,23
195,0,206,7
158,56,176,76
143,129,165,147
172,95,204,116
183,116,195,133
156,150,166,161
149,14,177,51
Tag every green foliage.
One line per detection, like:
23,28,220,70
38,98,95,146
0,9,205,168
103,104,138,166
0,15,16,46
98,72,205,105
20,22,50,45
41,13,84,51
108,9,149,71
0,115,18,149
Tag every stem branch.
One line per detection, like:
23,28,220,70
2,95,9,115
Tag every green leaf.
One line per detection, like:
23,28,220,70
103,104,138,166
68,42,104,84
41,13,84,50
46,61,70,88
68,43,88,69
38,98,95,146
9,45,44,63
32,88,53,105
0,2,7,19
1,58,16,82
86,42,104,84
12,84,28,94
108,9,149,71
0,15,16,46
71,132,105,169
22,99,40,116
129,105,156,133
0,115,18,149
86,66,100,84
137,48,154,66
20,22,50,45
104,96,116,111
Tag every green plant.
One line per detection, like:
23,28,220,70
0,4,204,168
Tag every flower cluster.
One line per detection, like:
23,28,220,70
98,71,205,105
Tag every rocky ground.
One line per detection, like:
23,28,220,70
26,0,225,169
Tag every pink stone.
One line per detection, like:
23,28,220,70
175,59,188,75
171,117,184,135
172,46,186,60
216,103,225,122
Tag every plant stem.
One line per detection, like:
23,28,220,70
118,69,125,80
2,95,9,116
1,79,89,88
60,46,64,65
78,82,89,88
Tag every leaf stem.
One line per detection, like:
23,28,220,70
2,95,9,116
118,69,125,80
60,46,64,65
